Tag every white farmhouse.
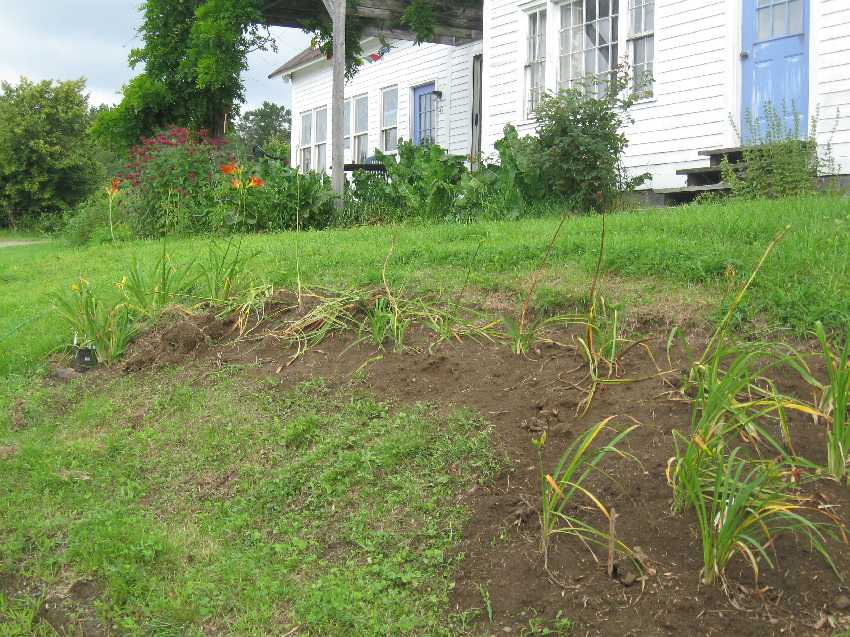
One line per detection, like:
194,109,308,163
271,0,850,197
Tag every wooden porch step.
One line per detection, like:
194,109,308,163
676,165,723,176
697,146,743,157
697,146,745,167
654,183,729,195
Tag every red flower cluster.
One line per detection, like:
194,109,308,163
117,127,229,188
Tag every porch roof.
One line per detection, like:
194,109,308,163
258,0,483,48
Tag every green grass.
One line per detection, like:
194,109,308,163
2,195,849,380
2,194,848,634
0,372,500,635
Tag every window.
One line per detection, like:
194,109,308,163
525,9,547,117
757,0,803,41
381,86,398,152
343,98,351,152
314,107,327,172
559,0,619,96
299,111,312,171
353,95,369,163
629,0,654,96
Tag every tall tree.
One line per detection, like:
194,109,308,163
0,78,98,228
234,101,291,153
94,0,275,149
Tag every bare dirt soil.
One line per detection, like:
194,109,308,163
50,296,850,636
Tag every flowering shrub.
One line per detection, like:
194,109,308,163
119,127,230,236
212,158,336,232
61,125,339,241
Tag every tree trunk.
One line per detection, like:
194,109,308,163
330,0,346,207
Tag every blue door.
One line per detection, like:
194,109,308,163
741,0,809,141
412,83,436,145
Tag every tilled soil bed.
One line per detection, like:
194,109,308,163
68,297,850,637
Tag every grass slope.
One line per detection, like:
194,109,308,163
2,195,848,380
1,194,849,634
0,373,499,635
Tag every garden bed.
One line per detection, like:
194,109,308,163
29,294,850,636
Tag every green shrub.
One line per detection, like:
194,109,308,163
64,195,132,245
65,127,337,241
722,105,831,199
528,67,649,211
493,125,546,209
242,160,336,231
342,170,401,225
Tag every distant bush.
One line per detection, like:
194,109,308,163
0,77,99,229
64,195,132,245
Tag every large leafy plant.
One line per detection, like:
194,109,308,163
376,141,466,220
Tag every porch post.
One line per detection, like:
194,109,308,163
329,0,346,206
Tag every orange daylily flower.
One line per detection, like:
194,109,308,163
230,177,241,189
106,177,121,197
220,163,239,175
247,175,264,188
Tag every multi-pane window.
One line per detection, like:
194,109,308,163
299,111,312,171
559,0,619,96
525,9,546,117
314,107,327,172
629,0,654,97
343,98,351,152
353,95,369,163
757,0,803,41
381,86,398,152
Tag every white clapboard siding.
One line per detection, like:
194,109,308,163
481,0,850,190
813,0,850,174
287,38,482,169
482,0,735,189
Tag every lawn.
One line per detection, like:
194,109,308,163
2,195,849,379
2,194,850,636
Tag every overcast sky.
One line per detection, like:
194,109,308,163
0,0,312,112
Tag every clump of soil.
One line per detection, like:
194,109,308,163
124,317,214,371
1,574,106,636
9,398,26,431
78,293,850,636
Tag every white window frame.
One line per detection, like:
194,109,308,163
314,106,328,172
525,8,547,118
343,98,352,153
628,0,655,98
558,0,620,97
299,111,312,171
381,86,399,153
352,94,369,163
